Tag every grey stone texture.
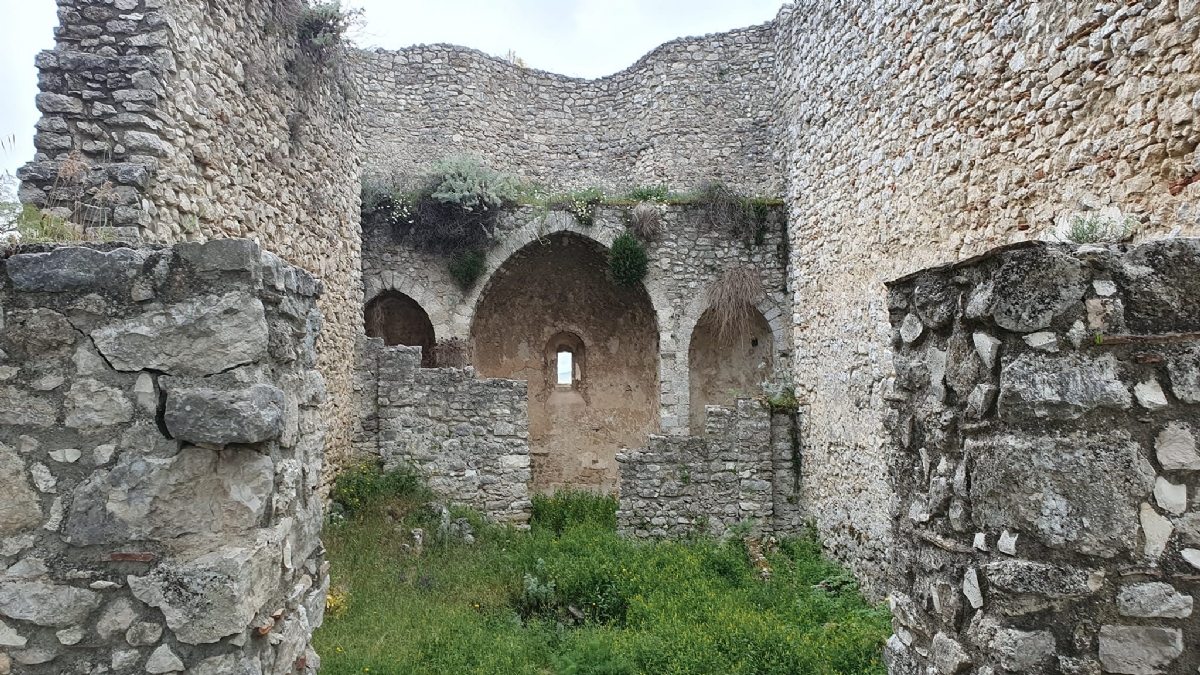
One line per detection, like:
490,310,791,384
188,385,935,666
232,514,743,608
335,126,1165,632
0,240,328,674
19,0,362,485
355,340,532,523
885,241,1200,674
616,400,801,538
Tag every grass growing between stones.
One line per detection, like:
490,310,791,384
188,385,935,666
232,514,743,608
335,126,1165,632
314,490,890,675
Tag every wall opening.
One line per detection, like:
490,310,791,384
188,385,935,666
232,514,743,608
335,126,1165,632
688,305,773,434
364,291,437,368
471,233,659,494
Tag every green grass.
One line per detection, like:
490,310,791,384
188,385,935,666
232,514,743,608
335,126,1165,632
314,491,890,675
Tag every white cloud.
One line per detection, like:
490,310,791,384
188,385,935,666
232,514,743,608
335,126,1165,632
0,0,786,176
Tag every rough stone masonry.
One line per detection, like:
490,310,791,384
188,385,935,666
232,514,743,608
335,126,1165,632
885,238,1200,675
0,240,327,674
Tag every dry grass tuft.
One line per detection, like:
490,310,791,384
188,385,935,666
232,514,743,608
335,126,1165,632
708,267,763,346
629,203,661,240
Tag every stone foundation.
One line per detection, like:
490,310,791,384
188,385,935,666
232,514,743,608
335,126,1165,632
0,240,327,674
884,239,1200,674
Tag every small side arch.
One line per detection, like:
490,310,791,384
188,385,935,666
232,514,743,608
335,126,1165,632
687,304,774,434
364,290,437,367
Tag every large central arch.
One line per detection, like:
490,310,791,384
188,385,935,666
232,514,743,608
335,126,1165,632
470,231,660,494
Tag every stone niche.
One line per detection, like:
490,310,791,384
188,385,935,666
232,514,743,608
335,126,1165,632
884,239,1200,675
0,240,327,675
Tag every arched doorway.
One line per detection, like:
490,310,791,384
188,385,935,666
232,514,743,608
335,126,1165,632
688,305,773,434
364,291,437,368
470,232,659,494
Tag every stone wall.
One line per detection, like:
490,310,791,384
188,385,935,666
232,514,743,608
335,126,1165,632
774,0,1200,595
617,400,802,538
0,240,327,674
353,26,780,196
884,239,1200,675
364,204,792,440
355,340,531,524
18,0,363,478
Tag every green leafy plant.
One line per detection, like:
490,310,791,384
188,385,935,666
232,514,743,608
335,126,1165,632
296,1,358,56
448,250,488,289
560,187,604,227
531,490,619,535
331,462,425,516
608,231,648,288
1065,212,1138,244
625,185,670,203
428,155,519,213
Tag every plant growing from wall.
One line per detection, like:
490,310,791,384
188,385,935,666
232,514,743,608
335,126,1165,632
558,187,604,227
691,181,772,245
296,1,358,60
707,266,763,346
1064,211,1138,244
625,185,671,203
628,202,662,240
448,250,488,289
608,231,648,288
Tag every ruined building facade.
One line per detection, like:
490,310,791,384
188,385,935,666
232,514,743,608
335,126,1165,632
5,0,1200,673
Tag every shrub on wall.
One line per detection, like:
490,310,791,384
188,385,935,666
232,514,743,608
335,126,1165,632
448,250,488,289
628,202,663,240
693,181,771,245
608,231,649,288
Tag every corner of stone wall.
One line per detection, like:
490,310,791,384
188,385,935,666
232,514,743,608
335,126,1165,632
884,238,1200,675
0,239,328,674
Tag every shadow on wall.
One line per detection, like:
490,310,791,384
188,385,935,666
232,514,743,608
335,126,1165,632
365,290,436,368
470,232,660,495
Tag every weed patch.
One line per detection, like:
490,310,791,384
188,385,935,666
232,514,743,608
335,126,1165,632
314,488,889,675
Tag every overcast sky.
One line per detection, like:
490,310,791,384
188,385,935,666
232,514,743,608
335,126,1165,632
0,0,785,178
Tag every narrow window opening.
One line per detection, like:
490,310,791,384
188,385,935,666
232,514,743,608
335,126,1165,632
557,350,574,386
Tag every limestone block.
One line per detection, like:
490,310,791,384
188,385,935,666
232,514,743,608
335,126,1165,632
0,580,99,627
1117,239,1200,333
175,239,262,275
1116,582,1193,618
962,568,983,609
931,632,971,674
1134,379,1169,410
1098,626,1182,675
64,379,134,429
5,309,76,356
1153,477,1185,515
990,249,1087,333
991,628,1056,672
128,532,282,644
96,598,135,639
6,247,145,292
0,620,26,649
998,353,1131,420
145,644,184,673
1156,423,1199,470
162,382,286,445
1140,503,1173,559
91,291,269,376
985,560,1103,598
969,435,1149,556
54,626,82,645
1167,346,1200,404
66,446,273,545
0,445,42,536
0,387,57,427
899,313,923,344
125,621,163,647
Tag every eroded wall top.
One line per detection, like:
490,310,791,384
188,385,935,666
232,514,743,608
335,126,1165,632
354,24,781,195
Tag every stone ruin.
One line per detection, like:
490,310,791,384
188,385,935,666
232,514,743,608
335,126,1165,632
2,0,1200,673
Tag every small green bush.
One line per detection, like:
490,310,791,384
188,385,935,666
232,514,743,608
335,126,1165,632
331,462,424,516
296,1,357,55
448,250,488,289
608,231,648,288
1066,212,1137,244
765,385,800,415
428,155,518,213
625,185,671,203
531,490,619,535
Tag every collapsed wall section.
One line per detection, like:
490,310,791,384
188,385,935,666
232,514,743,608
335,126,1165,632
617,400,802,537
774,0,1200,596
0,240,327,674
19,0,362,477
884,239,1200,674
354,26,780,196
355,340,531,523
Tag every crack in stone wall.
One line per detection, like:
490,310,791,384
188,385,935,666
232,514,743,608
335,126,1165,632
0,240,327,675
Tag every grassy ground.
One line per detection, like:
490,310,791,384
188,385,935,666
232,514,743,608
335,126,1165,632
313,481,890,675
